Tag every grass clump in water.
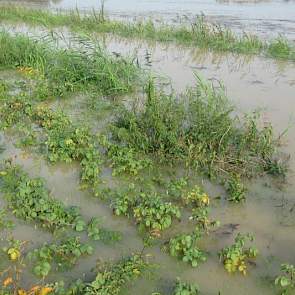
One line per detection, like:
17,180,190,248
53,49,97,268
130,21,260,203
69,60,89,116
0,31,140,98
111,77,286,193
1,5,295,61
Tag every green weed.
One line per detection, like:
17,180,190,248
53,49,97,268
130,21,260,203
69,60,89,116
1,6,295,61
0,31,140,98
112,77,285,196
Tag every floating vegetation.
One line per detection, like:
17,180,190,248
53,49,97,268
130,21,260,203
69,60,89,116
219,233,258,275
0,210,14,231
1,6,295,61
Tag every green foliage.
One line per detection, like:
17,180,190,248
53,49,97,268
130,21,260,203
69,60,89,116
87,217,121,243
100,135,152,176
166,177,188,200
112,191,181,232
1,6,295,61
268,38,295,60
225,174,247,203
0,162,85,232
169,233,206,267
0,209,14,230
113,77,285,196
219,233,258,275
32,105,102,186
133,194,181,231
173,278,199,295
0,31,140,97
84,255,148,295
182,185,210,207
275,264,295,295
0,97,102,186
29,237,93,278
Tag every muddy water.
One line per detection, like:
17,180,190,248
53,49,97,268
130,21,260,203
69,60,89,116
1,27,295,294
1,0,295,39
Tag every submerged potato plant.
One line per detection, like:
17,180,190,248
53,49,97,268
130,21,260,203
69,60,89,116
0,162,86,232
219,233,258,275
84,255,148,295
173,278,200,295
28,237,93,278
275,264,295,295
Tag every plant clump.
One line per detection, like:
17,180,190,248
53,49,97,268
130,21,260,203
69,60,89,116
173,278,200,295
28,237,93,278
0,162,85,232
84,255,148,295
113,192,181,234
112,77,285,197
219,233,258,275
169,233,206,267
275,264,295,295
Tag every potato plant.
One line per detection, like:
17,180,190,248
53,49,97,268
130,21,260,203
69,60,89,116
0,162,86,232
275,264,295,295
28,237,93,278
169,233,206,267
219,233,258,275
84,255,148,295
173,279,200,295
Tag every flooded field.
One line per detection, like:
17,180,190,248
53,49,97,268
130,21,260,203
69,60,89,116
0,2,295,295
1,0,295,39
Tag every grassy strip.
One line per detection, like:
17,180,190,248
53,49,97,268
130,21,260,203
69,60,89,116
0,30,140,98
0,5,295,61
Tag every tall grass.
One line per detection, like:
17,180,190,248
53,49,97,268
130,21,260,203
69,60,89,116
0,31,140,97
112,77,285,180
0,5,295,60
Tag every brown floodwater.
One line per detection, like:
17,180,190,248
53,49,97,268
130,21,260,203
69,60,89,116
0,24,295,295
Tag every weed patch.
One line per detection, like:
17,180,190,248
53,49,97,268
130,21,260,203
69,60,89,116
0,31,140,98
112,77,285,196
1,6,295,61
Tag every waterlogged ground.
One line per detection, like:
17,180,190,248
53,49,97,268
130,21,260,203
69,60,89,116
1,17,295,295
